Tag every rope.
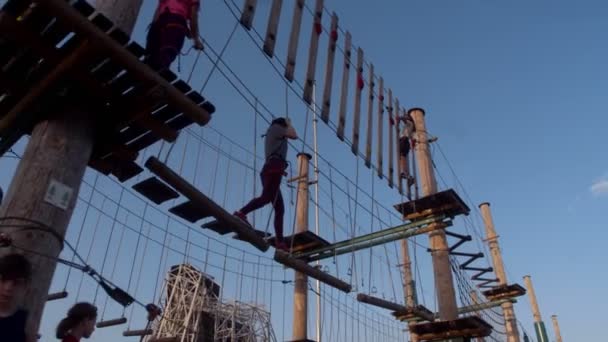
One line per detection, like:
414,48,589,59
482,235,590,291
198,20,240,93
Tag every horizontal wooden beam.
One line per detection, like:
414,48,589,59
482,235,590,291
145,157,269,252
356,293,406,312
36,0,211,125
274,250,351,293
123,329,153,337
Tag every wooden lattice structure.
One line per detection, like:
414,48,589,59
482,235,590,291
0,0,216,183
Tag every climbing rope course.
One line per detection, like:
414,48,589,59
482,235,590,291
0,0,539,341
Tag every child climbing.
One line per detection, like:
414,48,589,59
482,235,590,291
55,302,98,342
145,0,204,71
399,114,415,187
234,118,298,251
0,253,35,342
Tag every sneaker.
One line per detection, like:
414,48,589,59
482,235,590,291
233,211,250,225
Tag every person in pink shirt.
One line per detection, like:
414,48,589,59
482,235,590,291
145,0,204,70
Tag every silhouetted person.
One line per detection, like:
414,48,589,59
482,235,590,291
0,253,35,342
56,302,98,341
234,117,298,251
145,0,204,70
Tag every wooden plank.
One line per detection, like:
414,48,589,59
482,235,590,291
239,0,258,30
376,78,384,178
36,0,212,125
364,64,374,167
274,250,351,293
145,157,269,252
350,47,364,156
262,0,282,57
302,0,323,104
284,0,305,82
396,104,403,195
387,89,394,188
357,293,406,312
320,12,338,123
336,31,351,141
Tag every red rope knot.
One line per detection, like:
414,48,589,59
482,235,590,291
314,22,322,35
330,29,338,42
357,74,364,90
145,304,162,321
379,95,384,102
389,116,395,126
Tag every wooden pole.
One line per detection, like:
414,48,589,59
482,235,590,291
523,275,550,342
479,202,520,342
293,153,311,341
284,0,305,82
336,31,352,141
364,64,374,167
350,48,364,156
0,0,143,335
262,0,283,57
408,108,459,320
400,239,419,342
320,12,338,123
551,315,563,342
376,78,384,178
469,291,486,342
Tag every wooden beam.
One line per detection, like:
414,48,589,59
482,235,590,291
320,12,338,123
123,329,154,337
36,0,211,125
357,293,406,312
239,0,258,30
275,250,351,293
396,106,404,195
145,157,269,252
387,89,394,188
302,0,324,104
376,78,384,178
262,0,283,57
350,47,364,156
284,0,305,82
364,64,374,167
336,31,352,141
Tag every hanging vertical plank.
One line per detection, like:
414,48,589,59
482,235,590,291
320,13,338,123
263,0,283,57
376,78,384,178
284,0,305,82
303,0,324,104
396,105,404,195
350,48,364,156
336,31,352,141
387,89,394,188
239,0,258,30
364,64,374,167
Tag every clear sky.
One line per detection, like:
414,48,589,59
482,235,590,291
1,0,607,341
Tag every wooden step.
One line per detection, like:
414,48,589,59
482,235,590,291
482,283,526,301
112,160,143,183
274,250,351,293
169,201,213,223
394,188,470,221
268,231,330,253
201,220,233,235
392,304,435,322
133,177,179,205
233,229,271,242
410,317,492,342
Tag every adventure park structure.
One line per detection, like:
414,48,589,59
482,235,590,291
0,0,562,341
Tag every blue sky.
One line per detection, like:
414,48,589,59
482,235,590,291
1,0,607,341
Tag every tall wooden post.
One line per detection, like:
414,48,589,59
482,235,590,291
408,108,458,320
400,239,418,342
293,153,312,341
0,0,142,335
479,202,520,342
551,315,563,342
469,291,485,342
523,275,549,342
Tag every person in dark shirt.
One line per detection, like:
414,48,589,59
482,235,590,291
234,117,298,251
0,253,35,342
55,302,97,341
